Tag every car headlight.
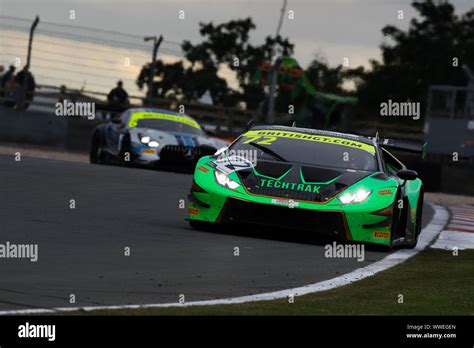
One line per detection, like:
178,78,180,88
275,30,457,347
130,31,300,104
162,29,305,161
140,136,151,144
139,134,159,147
338,189,371,204
214,170,240,190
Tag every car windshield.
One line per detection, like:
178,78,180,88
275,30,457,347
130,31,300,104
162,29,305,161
136,118,205,136
230,129,378,171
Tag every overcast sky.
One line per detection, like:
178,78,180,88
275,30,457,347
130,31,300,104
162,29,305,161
1,0,473,68
1,0,473,95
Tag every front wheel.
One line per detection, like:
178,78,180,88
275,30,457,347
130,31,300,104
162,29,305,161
406,190,424,249
389,192,402,245
90,132,107,164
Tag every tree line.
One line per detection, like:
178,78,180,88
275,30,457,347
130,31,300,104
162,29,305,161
136,0,474,122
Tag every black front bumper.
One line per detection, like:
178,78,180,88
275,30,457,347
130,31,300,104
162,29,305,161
159,145,207,165
218,198,350,240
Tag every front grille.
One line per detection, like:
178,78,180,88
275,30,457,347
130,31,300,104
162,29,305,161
220,198,348,238
159,145,204,163
248,186,330,202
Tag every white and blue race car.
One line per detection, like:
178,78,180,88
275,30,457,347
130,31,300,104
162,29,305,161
90,108,228,169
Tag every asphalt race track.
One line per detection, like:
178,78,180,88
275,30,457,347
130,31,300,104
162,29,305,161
0,154,434,310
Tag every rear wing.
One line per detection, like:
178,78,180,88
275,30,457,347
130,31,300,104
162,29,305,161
377,138,428,159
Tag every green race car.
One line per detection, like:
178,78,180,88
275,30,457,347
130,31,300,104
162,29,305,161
187,125,425,248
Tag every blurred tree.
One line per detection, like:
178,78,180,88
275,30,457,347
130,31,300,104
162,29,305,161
137,60,185,99
137,18,294,108
347,0,474,116
305,55,346,95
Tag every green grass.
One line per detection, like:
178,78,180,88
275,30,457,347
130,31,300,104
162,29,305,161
62,249,474,316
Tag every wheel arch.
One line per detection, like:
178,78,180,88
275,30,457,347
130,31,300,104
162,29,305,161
94,124,108,147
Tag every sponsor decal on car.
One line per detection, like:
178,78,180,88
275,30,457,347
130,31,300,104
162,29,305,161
373,231,390,239
128,112,201,129
378,189,393,195
260,179,321,193
242,129,375,153
197,165,209,173
141,149,156,154
188,208,199,216
271,198,299,208
209,155,254,175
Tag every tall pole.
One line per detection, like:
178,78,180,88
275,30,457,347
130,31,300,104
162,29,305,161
19,15,39,110
275,0,287,40
266,0,287,123
266,58,282,124
144,34,163,106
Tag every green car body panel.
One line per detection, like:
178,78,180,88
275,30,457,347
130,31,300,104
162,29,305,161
187,126,424,248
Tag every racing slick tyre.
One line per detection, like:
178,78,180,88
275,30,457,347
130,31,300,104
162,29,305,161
406,189,424,249
90,132,108,164
387,191,405,250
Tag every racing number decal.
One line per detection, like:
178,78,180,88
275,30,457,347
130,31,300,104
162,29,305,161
242,135,277,145
242,135,260,144
128,112,201,129
257,136,277,145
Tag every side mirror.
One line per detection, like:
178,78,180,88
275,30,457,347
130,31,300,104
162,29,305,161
214,147,228,156
111,118,121,124
203,128,217,137
398,169,418,181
